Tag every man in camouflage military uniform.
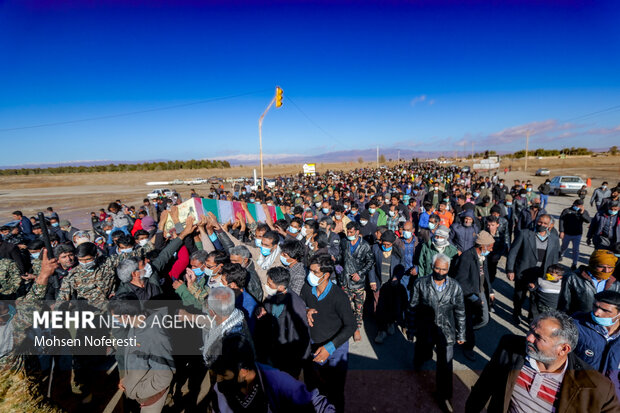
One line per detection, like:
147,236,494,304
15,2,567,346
54,241,154,310
0,249,61,412
0,258,22,297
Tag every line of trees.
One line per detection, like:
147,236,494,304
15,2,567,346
504,147,592,159
0,159,231,176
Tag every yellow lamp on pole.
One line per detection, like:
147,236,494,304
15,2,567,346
258,86,283,189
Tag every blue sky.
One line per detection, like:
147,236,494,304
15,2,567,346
1,0,619,165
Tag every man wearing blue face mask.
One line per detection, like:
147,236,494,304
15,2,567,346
300,254,355,412
453,231,495,361
573,290,620,400
339,222,374,342
587,201,620,250
368,230,406,344
316,200,332,221
507,214,559,326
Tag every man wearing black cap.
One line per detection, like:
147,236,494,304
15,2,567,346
559,199,591,270
573,290,620,400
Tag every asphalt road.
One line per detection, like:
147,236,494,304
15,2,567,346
344,192,597,413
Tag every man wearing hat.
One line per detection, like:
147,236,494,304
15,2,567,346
559,249,620,315
417,225,458,278
573,290,620,399
507,214,559,325
559,199,592,270
453,230,495,361
59,219,79,240
368,230,405,344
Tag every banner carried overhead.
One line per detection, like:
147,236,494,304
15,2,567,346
164,198,287,229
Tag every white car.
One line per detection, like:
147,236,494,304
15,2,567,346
147,188,173,199
549,176,585,195
187,178,207,185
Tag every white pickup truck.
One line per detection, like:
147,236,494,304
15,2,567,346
147,188,173,199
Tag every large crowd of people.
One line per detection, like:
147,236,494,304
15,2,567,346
1,161,620,412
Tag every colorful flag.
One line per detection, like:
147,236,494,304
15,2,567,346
202,198,220,221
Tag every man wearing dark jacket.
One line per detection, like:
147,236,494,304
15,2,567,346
516,197,547,238
453,231,495,361
491,179,508,203
587,201,620,250
368,230,406,344
573,290,620,401
559,249,620,315
591,182,612,210
408,253,465,412
466,311,620,413
255,267,311,379
211,334,334,413
538,179,552,210
424,184,445,209
507,214,559,324
449,209,478,254
339,221,374,342
559,199,591,270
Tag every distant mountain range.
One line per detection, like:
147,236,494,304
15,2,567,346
1,147,609,169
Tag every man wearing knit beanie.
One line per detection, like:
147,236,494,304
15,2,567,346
453,230,495,361
559,249,620,315
417,225,458,279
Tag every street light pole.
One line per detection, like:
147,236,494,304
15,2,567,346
524,130,530,172
258,87,283,190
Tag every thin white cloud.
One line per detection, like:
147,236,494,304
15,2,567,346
410,95,427,106
586,125,620,135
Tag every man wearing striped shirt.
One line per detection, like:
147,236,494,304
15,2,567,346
466,310,620,413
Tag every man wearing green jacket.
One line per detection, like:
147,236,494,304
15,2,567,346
417,225,458,278
367,198,387,227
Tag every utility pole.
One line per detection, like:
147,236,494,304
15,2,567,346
258,87,283,189
524,130,530,172
471,141,474,160
377,146,379,168
398,150,400,162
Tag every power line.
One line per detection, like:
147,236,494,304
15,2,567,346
283,95,348,149
0,89,271,132
561,104,620,123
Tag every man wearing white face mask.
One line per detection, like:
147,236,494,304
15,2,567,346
301,254,355,412
254,266,311,378
279,240,307,295
115,256,161,300
417,225,458,278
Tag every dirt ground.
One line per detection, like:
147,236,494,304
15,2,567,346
0,156,617,230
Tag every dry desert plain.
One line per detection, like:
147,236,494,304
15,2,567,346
0,156,618,229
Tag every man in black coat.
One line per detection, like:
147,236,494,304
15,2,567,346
338,221,374,342
559,199,591,270
408,252,465,412
424,184,445,209
507,214,559,324
368,230,406,344
466,310,620,413
452,231,495,361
